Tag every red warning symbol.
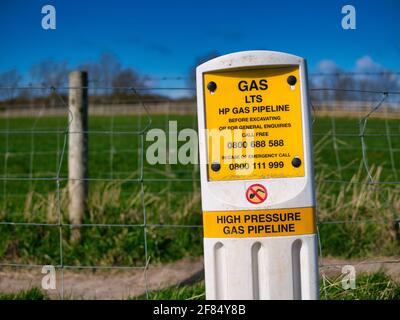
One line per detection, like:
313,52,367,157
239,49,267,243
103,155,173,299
246,184,268,204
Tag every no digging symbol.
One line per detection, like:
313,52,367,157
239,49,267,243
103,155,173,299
246,184,268,204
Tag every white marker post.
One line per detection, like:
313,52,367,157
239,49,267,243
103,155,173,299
196,51,318,300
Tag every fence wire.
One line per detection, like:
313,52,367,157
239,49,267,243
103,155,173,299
0,77,399,299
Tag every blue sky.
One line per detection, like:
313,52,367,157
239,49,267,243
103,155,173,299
0,0,399,82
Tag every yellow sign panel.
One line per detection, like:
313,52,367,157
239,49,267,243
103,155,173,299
203,207,315,238
203,66,305,181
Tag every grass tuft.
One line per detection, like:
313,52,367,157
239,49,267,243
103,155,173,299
0,287,48,300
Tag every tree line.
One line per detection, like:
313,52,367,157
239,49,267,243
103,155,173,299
0,51,399,105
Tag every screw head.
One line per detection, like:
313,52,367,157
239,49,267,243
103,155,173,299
287,75,297,86
207,81,217,92
211,162,221,172
292,157,302,168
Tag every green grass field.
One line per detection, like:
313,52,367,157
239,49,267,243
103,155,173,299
0,113,399,267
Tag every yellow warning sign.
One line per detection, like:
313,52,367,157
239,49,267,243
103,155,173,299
203,66,305,181
203,207,315,238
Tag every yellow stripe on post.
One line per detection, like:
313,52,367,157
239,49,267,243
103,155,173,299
203,207,316,238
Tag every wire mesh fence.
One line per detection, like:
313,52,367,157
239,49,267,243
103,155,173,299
0,72,399,299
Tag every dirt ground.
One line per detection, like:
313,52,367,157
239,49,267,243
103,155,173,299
0,258,204,299
319,256,400,282
0,256,399,299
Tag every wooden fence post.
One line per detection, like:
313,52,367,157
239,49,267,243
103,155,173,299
68,71,88,243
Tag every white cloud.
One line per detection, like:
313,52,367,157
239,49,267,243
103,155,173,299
355,55,385,72
314,59,341,73
312,56,400,91
314,55,389,74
